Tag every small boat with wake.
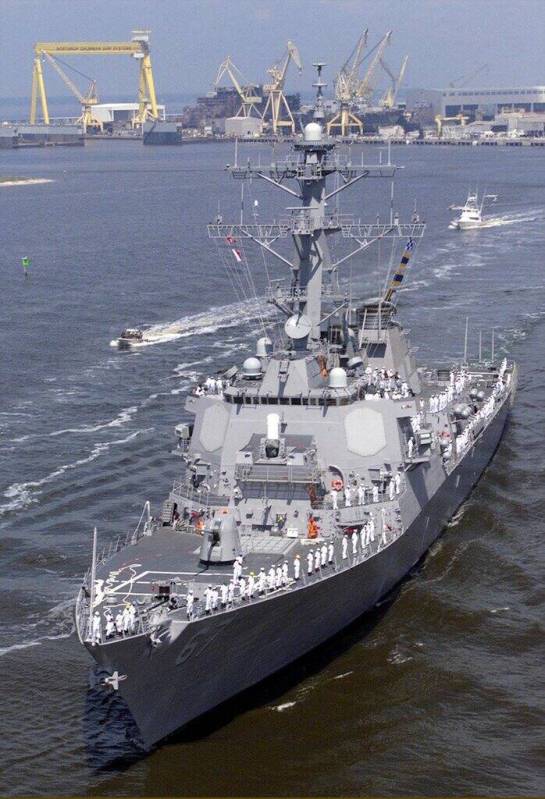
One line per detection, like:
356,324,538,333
449,190,498,230
116,328,144,350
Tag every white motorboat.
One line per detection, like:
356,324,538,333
449,190,498,230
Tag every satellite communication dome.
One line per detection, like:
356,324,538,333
256,336,272,357
304,122,323,142
328,367,348,389
242,356,262,377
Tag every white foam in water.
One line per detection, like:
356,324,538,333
48,405,139,437
110,298,273,349
273,702,297,712
0,632,72,658
0,429,149,516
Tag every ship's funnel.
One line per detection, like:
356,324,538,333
199,512,241,565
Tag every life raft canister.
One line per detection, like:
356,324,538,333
307,518,319,539
331,478,343,491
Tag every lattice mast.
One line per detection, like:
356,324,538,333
208,65,424,353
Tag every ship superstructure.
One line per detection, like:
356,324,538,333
75,69,517,747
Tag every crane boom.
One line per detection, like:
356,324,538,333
262,41,303,135
357,30,391,101
379,54,408,108
215,56,261,118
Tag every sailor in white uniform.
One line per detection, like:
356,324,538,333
394,472,401,494
408,437,415,459
342,534,348,560
239,577,247,601
293,554,301,581
220,583,228,608
314,548,321,572
268,566,276,591
258,567,266,594
204,586,213,614
372,484,379,503
388,479,395,501
328,541,334,565
105,614,115,640
227,581,235,606
115,610,124,635
321,543,328,568
360,525,366,551
282,561,289,586
247,573,256,599
91,611,101,645
186,590,194,620
344,486,352,507
331,488,338,510
275,566,283,589
351,532,358,556
307,550,314,576
357,483,365,506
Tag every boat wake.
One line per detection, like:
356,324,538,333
109,297,273,350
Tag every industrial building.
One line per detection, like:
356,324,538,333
442,86,545,117
92,102,166,127
406,86,545,120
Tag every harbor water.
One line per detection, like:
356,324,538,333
1,140,544,795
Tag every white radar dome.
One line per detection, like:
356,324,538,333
256,336,272,357
328,367,348,389
304,122,323,142
242,356,262,377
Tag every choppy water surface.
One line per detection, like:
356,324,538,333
1,141,544,796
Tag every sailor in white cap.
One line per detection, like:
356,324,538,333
258,567,266,595
372,484,379,503
321,543,328,568
394,472,401,495
293,554,301,581
91,611,101,645
408,436,415,459
307,550,314,576
360,525,366,551
314,548,321,572
351,531,358,557
115,610,124,635
357,482,365,506
388,478,395,501
105,611,115,640
282,561,289,586
331,488,338,510
275,566,283,590
268,566,276,591
227,580,235,606
344,486,352,507
186,590,194,620
220,583,228,608
204,585,213,614
328,541,334,565
247,573,256,599
239,576,247,600
342,534,348,561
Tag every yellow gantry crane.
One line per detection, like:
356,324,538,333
434,113,469,137
30,30,159,128
379,54,408,109
327,29,368,137
214,56,261,118
261,41,302,135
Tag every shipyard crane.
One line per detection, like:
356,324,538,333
379,54,408,109
30,30,159,128
327,29,368,136
261,41,302,135
214,57,261,118
41,51,101,132
356,30,392,104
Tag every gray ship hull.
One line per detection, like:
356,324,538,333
90,399,511,747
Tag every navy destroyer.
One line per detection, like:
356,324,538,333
75,68,517,747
